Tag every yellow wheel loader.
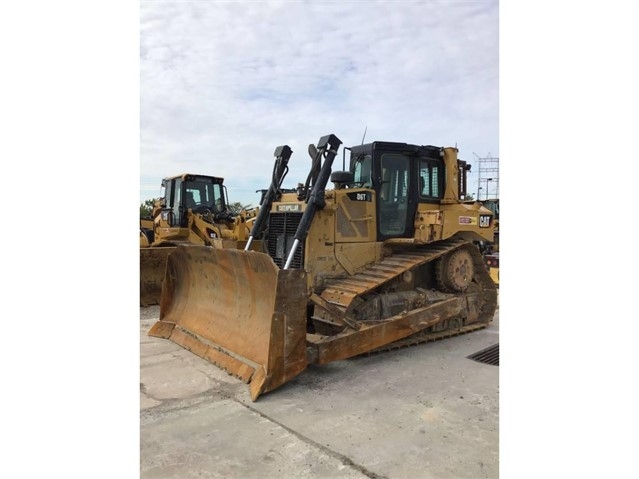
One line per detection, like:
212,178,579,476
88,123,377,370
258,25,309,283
149,134,498,400
139,173,249,306
139,166,290,306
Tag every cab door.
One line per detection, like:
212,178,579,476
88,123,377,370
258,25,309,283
377,152,416,240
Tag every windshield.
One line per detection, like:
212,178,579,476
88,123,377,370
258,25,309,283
352,154,372,188
184,181,225,211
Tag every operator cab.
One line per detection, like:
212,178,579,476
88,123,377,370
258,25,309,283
349,142,446,241
160,174,227,227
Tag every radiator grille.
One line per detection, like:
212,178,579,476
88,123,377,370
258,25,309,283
266,212,304,269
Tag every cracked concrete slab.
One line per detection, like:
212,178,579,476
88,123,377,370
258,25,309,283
141,399,369,479
140,306,499,478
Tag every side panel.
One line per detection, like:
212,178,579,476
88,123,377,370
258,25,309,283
441,203,495,243
304,189,379,279
413,203,444,243
334,189,377,243
304,206,342,285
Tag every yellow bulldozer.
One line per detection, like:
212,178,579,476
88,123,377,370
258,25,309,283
149,134,498,400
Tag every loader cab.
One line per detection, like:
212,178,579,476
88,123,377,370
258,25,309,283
350,142,445,241
161,174,227,227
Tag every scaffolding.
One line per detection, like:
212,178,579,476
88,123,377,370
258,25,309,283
474,152,499,201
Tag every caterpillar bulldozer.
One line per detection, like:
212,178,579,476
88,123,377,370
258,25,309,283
139,173,264,306
149,134,498,400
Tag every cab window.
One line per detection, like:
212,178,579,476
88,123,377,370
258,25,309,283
352,154,372,188
419,159,442,199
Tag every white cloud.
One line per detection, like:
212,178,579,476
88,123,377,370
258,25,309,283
140,0,499,204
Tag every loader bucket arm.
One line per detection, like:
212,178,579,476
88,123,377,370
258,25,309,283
148,246,308,401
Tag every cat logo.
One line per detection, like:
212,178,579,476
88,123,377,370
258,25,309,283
479,215,492,228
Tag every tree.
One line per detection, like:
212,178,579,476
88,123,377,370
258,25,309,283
228,202,253,215
140,198,161,217
464,193,475,201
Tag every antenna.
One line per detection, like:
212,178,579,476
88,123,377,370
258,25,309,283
361,126,367,145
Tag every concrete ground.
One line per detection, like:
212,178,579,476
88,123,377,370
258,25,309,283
140,306,499,479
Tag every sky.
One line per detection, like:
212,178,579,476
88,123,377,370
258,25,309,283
140,0,499,206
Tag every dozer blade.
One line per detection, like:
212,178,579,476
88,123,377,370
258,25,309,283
148,246,308,401
140,247,175,306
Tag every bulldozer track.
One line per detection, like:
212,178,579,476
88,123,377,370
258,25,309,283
320,238,468,309
320,237,498,354
360,323,488,357
321,237,496,317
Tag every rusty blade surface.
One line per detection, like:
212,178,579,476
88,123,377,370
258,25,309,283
150,246,308,401
140,247,175,306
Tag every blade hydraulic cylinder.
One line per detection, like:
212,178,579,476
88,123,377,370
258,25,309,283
283,134,342,269
245,145,292,251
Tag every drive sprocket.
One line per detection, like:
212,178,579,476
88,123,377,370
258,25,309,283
436,247,474,292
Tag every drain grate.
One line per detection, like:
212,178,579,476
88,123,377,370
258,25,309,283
468,343,499,366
